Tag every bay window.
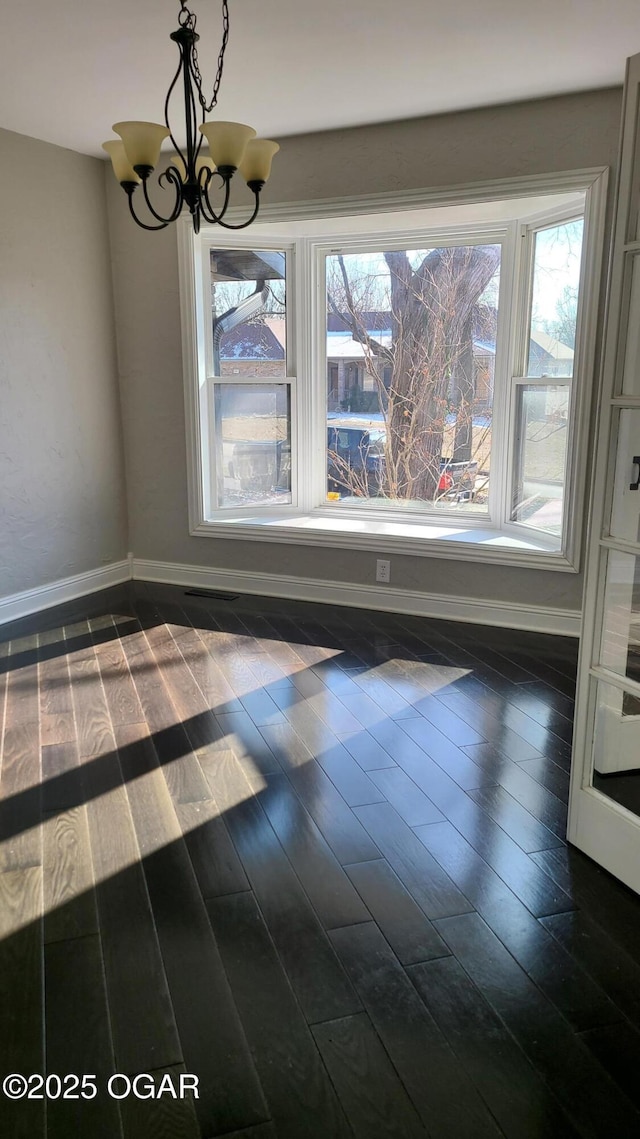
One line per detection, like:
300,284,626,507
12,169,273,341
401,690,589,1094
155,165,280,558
179,170,607,570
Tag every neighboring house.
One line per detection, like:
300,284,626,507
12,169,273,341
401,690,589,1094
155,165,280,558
218,318,285,378
528,328,575,377
218,309,574,410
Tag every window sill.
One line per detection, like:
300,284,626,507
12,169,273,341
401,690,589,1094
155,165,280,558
191,509,575,571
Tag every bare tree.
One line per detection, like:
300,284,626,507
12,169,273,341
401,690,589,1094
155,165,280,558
328,245,500,501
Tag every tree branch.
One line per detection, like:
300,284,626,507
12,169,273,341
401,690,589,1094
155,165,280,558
327,256,394,363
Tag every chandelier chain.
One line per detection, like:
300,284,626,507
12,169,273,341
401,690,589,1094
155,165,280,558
179,0,230,114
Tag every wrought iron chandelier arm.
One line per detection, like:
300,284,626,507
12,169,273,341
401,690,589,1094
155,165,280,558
213,188,261,230
126,191,172,231
164,53,189,169
141,168,183,225
199,171,232,224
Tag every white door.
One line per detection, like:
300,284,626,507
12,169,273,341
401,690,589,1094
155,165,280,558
568,54,640,893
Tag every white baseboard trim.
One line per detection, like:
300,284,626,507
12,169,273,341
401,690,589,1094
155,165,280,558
132,558,581,637
0,557,132,627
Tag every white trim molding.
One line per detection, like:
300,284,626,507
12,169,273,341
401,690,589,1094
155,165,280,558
132,557,581,637
0,558,132,627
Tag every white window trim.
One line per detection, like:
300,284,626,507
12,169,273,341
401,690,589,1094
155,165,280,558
178,168,608,571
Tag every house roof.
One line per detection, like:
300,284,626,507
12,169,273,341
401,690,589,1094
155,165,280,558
220,317,574,365
220,324,285,361
529,329,574,361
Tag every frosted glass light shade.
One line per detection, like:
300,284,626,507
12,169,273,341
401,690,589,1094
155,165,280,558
112,121,170,171
171,153,217,182
239,139,280,184
199,121,256,169
102,140,141,185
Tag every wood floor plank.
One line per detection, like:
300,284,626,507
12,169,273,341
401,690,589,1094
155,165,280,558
1,648,42,871
541,910,640,1030
167,622,244,714
118,1064,201,1139
44,934,122,1139
397,715,490,791
329,922,502,1137
409,691,487,745
119,627,181,732
268,693,383,805
578,1021,640,1112
467,782,563,853
345,858,450,965
529,846,640,958
89,623,145,727
117,631,212,805
435,911,640,1138
517,756,570,803
412,787,572,918
435,665,569,765
213,1127,276,1139
463,743,568,839
339,730,398,771
43,806,98,944
68,650,114,761
367,716,494,791
203,750,362,1024
40,741,80,813
287,667,367,735
354,802,473,919
501,684,574,745
207,891,352,1138
0,723,41,871
123,756,269,1137
408,956,579,1138
0,867,44,1139
175,799,250,899
417,821,617,1031
359,717,570,919
37,634,73,717
312,1013,428,1138
259,722,381,865
144,624,214,721
350,668,419,720
256,773,372,930
215,710,282,778
82,756,182,1075
368,766,444,827
436,690,544,763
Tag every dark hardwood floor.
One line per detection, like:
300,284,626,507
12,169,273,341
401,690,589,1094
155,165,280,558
1,581,640,1138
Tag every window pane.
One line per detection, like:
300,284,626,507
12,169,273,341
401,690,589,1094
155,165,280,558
213,383,291,508
511,384,569,535
325,245,500,512
527,220,583,378
591,679,640,815
600,549,640,688
210,249,286,378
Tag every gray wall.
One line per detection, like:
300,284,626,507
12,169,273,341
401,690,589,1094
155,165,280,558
0,127,128,599
106,88,623,616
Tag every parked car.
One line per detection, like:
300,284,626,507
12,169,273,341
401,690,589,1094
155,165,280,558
228,419,478,503
327,424,385,493
327,420,478,500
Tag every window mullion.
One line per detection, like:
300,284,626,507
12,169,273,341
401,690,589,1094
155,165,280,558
488,221,520,530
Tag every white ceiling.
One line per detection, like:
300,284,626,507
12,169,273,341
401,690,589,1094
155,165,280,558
1,0,638,158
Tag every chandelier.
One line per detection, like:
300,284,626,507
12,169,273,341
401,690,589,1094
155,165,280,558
102,0,279,233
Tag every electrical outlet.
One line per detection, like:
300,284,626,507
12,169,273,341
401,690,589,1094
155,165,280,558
376,558,391,583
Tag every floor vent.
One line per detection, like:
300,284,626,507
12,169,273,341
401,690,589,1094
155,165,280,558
184,589,240,601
